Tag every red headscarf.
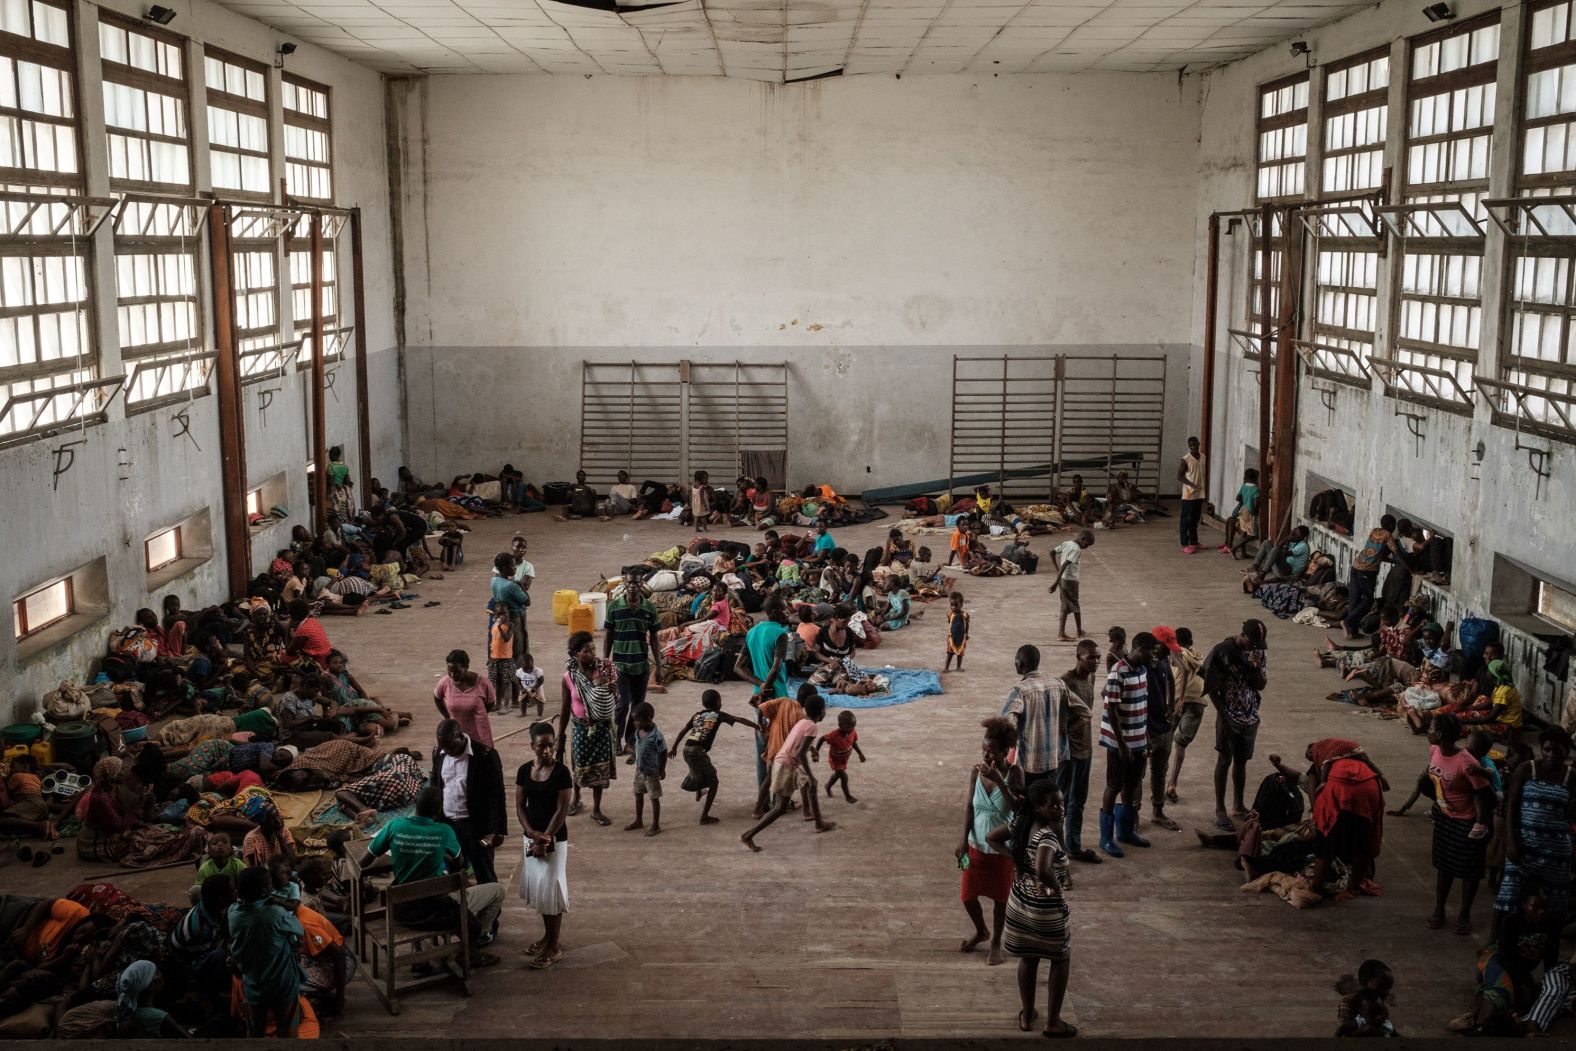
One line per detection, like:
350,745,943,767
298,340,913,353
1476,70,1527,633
1310,738,1384,858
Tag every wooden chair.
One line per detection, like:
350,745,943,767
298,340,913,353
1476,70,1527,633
348,854,472,1015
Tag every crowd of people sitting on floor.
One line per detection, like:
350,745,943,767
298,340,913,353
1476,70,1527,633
0,492,465,1036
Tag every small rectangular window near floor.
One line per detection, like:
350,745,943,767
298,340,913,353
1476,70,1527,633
144,525,180,572
13,577,73,640
246,487,261,517
1538,578,1576,632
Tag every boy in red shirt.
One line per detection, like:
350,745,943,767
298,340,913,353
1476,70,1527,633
813,711,866,804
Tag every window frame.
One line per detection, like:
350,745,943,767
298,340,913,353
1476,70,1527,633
113,197,209,410
281,72,332,204
1490,0,1576,443
1537,577,1576,631
0,0,85,191
203,46,271,202
1386,11,1501,415
245,485,261,517
1321,46,1390,197
13,574,73,639
98,11,192,193
143,522,181,572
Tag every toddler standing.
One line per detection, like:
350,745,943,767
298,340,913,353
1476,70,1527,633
945,592,970,673
814,711,866,803
514,652,546,717
626,702,666,836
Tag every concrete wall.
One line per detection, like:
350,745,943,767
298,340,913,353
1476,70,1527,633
1189,0,1575,720
2,0,399,715
390,73,1203,492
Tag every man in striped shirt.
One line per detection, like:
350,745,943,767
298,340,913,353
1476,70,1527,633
1098,631,1157,858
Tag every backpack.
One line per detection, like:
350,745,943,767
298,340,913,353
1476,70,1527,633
1250,773,1304,829
1457,618,1499,663
696,635,744,684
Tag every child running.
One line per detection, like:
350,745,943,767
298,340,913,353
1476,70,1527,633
625,702,666,836
814,711,866,803
670,689,761,824
945,591,970,673
742,692,835,851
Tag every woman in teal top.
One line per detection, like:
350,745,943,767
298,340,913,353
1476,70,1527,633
1220,467,1261,559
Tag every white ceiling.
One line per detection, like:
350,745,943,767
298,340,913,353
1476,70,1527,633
217,0,1373,80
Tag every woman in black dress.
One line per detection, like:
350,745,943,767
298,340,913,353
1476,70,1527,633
516,722,573,969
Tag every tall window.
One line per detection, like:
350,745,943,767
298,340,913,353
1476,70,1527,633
1389,14,1498,409
235,241,281,377
282,74,330,202
1497,0,1576,436
0,0,98,442
1309,49,1390,383
116,199,205,405
1247,75,1309,360
99,14,190,190
289,218,340,364
204,49,269,199
0,0,78,191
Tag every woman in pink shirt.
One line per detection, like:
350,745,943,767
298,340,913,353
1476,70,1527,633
433,648,496,748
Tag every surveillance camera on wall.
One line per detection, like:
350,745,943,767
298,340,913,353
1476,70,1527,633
1422,3,1454,22
144,5,175,24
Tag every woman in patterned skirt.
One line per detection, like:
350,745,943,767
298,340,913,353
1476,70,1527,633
1495,726,1574,929
558,631,617,826
992,778,1076,1037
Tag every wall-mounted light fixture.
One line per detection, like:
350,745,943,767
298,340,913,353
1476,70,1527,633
1289,40,1310,57
1422,3,1454,22
144,5,176,24
275,41,296,69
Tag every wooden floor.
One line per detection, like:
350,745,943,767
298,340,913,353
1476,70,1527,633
3,509,1554,1038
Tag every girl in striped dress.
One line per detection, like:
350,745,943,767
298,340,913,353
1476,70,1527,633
991,778,1076,1037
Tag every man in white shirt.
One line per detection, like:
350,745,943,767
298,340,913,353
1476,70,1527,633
600,470,639,517
1047,530,1095,641
430,719,506,891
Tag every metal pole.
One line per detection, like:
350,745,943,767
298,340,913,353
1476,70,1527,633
948,355,957,495
1257,203,1274,489
308,211,329,535
1271,205,1303,539
350,208,371,496
998,355,1007,495
1201,213,1220,503
206,203,250,594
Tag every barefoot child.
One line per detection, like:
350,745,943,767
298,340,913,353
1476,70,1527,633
1047,531,1093,641
742,692,835,851
625,702,666,836
945,592,969,673
487,606,517,712
814,711,865,803
515,653,546,718
670,689,760,824
691,470,714,533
